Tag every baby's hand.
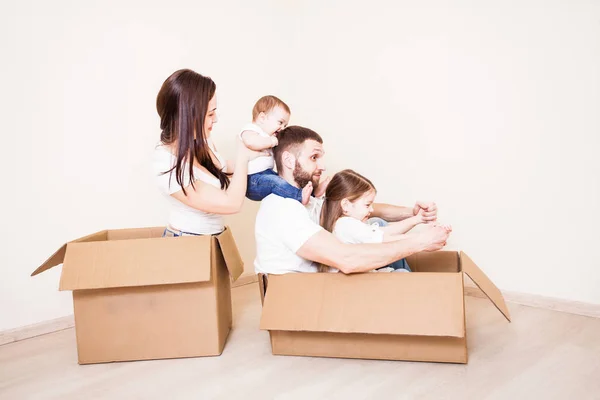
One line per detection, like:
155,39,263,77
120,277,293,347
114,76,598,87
270,136,278,147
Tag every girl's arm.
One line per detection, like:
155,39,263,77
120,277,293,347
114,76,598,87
380,211,425,241
381,217,422,241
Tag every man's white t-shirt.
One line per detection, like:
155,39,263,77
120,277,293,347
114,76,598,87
333,217,385,244
154,143,226,235
254,194,324,274
240,123,274,175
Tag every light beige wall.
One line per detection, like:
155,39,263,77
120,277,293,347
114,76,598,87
281,0,600,303
0,0,289,331
1,0,599,332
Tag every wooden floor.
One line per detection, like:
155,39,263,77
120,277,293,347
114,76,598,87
1,284,599,400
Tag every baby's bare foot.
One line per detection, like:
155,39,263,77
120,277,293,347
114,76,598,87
301,182,313,205
314,176,331,197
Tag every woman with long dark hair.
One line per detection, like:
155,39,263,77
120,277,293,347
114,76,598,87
154,69,264,236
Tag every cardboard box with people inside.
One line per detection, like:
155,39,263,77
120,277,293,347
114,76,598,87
258,251,510,364
249,124,511,364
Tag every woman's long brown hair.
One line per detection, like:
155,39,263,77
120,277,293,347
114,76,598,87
318,169,376,271
157,69,231,195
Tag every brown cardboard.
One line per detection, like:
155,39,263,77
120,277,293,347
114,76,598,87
60,236,212,290
258,273,268,306
260,273,465,337
215,227,244,281
32,226,243,364
269,332,467,363
460,251,511,322
259,251,509,364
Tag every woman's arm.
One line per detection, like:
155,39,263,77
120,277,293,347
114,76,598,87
226,159,235,173
171,155,249,214
171,142,263,214
227,131,275,172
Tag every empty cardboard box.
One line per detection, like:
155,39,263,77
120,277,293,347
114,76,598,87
32,226,243,364
258,251,510,364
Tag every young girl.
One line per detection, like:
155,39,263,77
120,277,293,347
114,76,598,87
320,169,429,272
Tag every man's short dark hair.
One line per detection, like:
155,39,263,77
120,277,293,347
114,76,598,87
273,125,323,173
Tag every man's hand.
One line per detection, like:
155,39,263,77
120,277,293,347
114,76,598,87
413,201,437,223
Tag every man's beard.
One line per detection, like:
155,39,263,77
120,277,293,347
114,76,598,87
293,160,319,188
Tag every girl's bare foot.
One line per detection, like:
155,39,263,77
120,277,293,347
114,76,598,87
301,182,313,205
433,222,452,232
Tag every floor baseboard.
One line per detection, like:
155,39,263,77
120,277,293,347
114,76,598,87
0,315,75,346
464,283,600,319
2,277,597,347
0,275,260,347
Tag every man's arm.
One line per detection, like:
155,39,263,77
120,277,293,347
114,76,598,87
372,201,438,223
296,226,449,274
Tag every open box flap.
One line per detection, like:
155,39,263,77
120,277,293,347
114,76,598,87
31,231,108,277
215,227,244,282
461,251,511,322
59,236,212,291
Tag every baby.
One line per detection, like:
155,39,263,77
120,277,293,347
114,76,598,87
240,95,314,204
